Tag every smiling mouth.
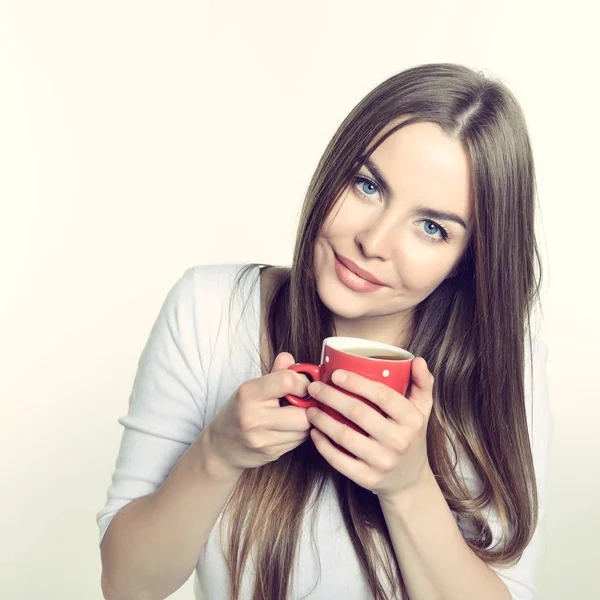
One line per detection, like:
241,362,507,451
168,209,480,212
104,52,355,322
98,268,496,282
333,253,386,293
334,252,386,286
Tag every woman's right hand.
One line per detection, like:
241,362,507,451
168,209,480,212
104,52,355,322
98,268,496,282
205,352,312,473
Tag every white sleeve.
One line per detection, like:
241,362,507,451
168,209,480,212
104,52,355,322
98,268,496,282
96,267,210,544
456,339,554,599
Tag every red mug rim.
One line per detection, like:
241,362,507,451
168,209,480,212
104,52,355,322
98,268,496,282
322,336,414,362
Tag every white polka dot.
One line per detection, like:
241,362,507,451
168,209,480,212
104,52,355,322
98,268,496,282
382,369,390,378
325,355,330,363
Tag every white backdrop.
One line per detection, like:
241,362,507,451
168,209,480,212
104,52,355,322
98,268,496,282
1,1,598,598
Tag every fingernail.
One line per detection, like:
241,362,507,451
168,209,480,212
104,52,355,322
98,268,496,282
308,382,321,395
333,370,347,384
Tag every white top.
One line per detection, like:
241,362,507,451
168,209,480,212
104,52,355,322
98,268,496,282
97,263,554,599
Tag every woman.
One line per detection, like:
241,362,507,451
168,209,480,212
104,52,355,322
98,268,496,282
98,63,553,600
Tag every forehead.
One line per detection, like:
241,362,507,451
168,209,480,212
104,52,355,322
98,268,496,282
366,120,474,220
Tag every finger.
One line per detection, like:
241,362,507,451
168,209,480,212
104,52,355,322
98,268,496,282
271,351,298,402
307,380,392,440
266,405,311,432
270,369,311,399
407,357,434,417
307,408,385,467
271,352,296,372
310,428,372,484
269,435,311,457
326,370,418,426
269,430,311,446
248,368,310,407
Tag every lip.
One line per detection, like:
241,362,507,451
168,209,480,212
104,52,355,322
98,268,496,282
335,253,386,286
333,254,386,293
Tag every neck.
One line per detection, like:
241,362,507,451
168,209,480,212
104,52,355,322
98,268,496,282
332,309,414,349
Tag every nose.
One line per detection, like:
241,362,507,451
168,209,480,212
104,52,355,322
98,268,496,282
354,212,397,261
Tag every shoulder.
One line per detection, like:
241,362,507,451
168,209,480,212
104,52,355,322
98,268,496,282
168,263,261,309
155,263,262,350
184,262,259,292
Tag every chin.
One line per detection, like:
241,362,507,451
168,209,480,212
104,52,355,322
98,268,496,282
315,271,375,320
315,266,426,326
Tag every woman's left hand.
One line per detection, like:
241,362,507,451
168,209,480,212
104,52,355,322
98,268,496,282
306,357,434,502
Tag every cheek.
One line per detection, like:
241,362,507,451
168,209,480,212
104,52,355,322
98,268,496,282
322,194,363,234
400,243,461,289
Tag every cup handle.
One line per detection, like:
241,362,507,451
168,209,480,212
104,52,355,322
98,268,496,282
284,363,321,408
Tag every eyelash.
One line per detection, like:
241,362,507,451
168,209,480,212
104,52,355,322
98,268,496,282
352,175,450,243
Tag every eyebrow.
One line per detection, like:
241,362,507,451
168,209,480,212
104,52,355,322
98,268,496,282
413,207,467,229
361,158,468,230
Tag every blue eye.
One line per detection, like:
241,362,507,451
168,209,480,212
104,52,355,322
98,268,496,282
419,219,449,242
424,221,440,235
353,176,450,243
360,180,378,196
354,176,381,200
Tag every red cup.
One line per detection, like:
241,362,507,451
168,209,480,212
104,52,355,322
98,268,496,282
285,336,414,435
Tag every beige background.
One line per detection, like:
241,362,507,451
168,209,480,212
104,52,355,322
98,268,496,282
1,1,598,598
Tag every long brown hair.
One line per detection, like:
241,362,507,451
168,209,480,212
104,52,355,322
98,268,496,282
221,63,541,599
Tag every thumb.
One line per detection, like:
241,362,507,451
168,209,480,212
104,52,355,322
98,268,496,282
271,352,300,408
271,351,297,372
407,357,434,417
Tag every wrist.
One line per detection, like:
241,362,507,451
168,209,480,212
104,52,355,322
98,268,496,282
378,466,438,515
193,426,245,483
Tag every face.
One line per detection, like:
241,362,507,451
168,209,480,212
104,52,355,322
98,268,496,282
313,120,473,346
